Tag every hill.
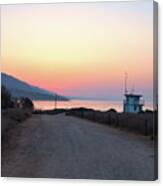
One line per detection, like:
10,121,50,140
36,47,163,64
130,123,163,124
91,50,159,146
1,73,68,101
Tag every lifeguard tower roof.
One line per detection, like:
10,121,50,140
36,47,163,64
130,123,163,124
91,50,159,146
124,94,142,97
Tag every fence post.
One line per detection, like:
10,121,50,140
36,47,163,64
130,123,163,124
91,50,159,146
81,110,84,118
116,115,119,127
108,114,111,125
144,119,148,136
92,111,95,121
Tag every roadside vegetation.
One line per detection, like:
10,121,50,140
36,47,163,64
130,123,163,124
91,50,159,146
1,85,14,109
1,85,34,136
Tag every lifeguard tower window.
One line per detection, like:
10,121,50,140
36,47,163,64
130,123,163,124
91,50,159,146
134,105,137,111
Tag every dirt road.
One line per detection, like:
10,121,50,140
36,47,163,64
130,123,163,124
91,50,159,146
2,113,156,180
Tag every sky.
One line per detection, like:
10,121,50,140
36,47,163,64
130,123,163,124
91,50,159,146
1,1,154,101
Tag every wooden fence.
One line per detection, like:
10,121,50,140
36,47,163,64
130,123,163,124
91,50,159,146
66,108,157,137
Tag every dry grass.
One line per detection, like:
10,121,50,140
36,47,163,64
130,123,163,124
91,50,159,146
1,108,32,136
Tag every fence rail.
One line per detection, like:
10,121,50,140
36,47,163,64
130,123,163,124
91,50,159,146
66,108,157,137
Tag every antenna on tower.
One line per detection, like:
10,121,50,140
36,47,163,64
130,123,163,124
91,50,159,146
131,83,135,94
124,72,128,95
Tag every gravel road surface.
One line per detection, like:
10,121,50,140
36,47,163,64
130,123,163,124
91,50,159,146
2,113,155,180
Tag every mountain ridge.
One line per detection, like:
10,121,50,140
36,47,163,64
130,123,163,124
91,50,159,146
1,73,68,101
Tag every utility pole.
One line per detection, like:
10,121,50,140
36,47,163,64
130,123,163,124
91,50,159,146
54,94,57,110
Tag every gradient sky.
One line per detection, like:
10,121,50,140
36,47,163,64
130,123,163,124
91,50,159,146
1,1,154,101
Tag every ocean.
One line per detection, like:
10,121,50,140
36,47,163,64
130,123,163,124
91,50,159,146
33,99,153,112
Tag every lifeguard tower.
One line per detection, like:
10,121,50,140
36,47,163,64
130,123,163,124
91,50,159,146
123,73,144,113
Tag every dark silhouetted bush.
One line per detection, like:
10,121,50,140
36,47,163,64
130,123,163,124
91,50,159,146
1,85,13,109
107,108,117,113
21,97,34,110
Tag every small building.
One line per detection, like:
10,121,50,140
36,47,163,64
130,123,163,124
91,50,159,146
123,94,144,113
